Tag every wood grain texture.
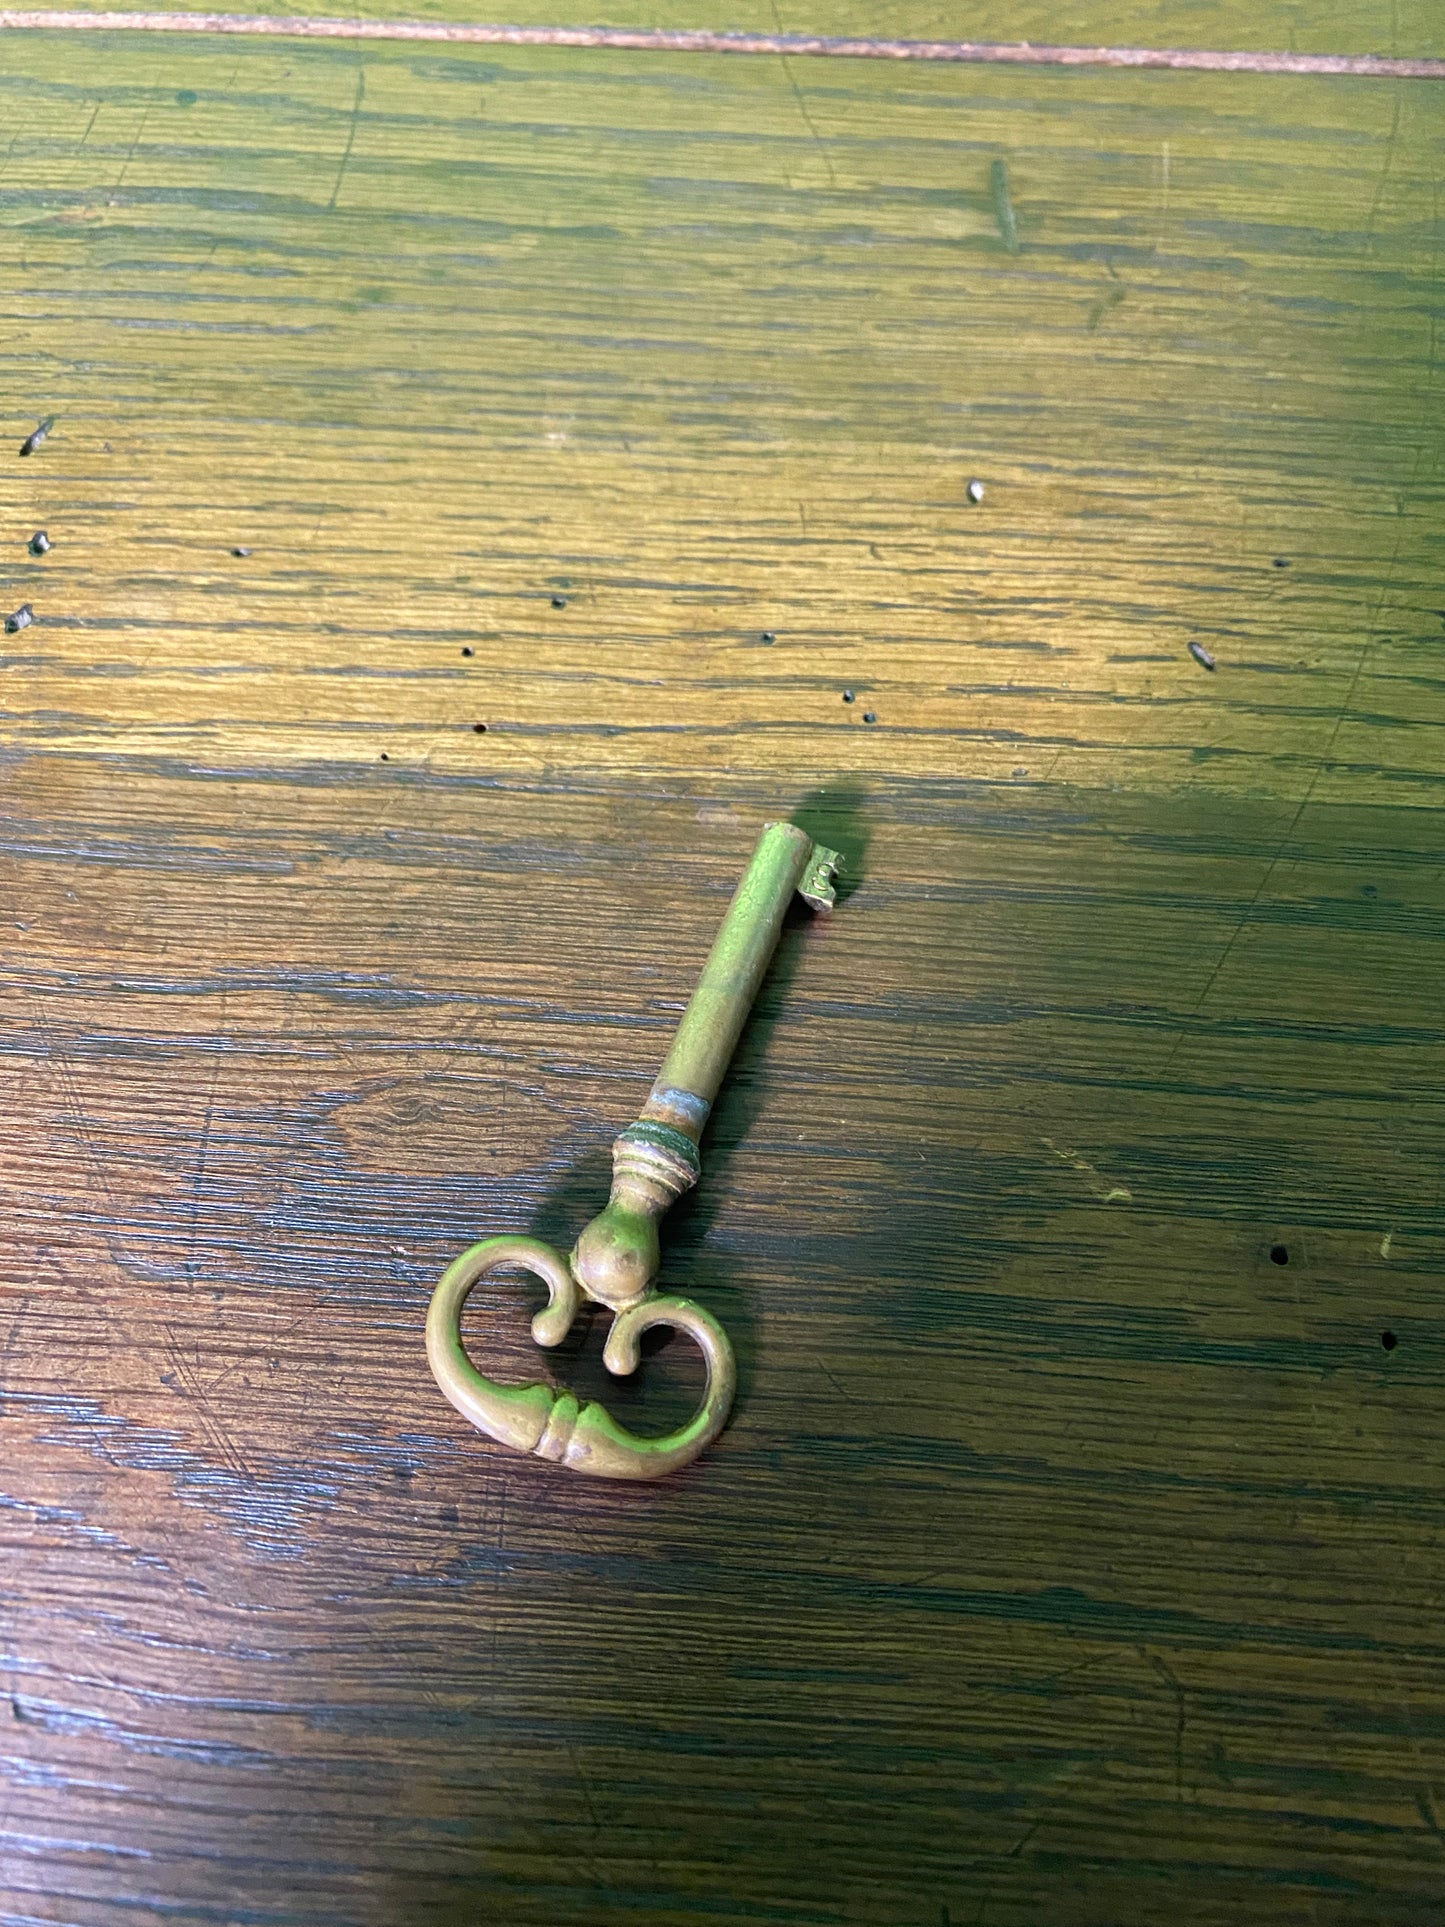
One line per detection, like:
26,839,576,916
0,22,1442,1927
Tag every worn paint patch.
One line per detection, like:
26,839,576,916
1041,1136,1133,1204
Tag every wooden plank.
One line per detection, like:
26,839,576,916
0,27,1441,1927
0,37,1438,803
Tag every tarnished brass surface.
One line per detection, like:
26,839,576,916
425,821,840,1479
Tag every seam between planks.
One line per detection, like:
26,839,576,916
0,13,1441,77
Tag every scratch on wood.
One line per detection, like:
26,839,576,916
1415,1788,1445,1855
768,0,838,189
990,157,1018,252
1086,263,1126,331
1040,1137,1132,1204
328,64,365,210
1143,1649,1188,1806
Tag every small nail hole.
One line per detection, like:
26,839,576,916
379,752,389,762
863,711,877,724
1273,557,1291,568
461,646,474,657
761,631,776,644
551,595,567,609
473,722,487,733
1380,1330,1398,1351
1269,1244,1289,1266
842,689,855,703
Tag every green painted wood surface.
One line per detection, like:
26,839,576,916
0,22,1442,1927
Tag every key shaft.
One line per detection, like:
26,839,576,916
571,822,839,1309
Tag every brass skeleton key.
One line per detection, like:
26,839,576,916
425,821,840,1479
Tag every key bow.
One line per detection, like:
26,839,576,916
425,1234,736,1481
